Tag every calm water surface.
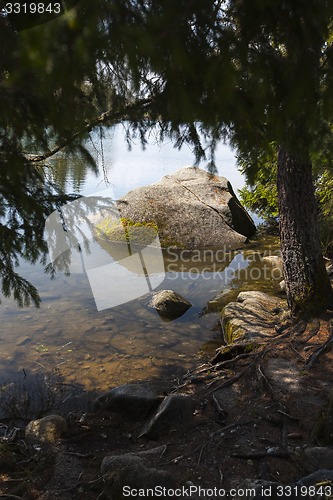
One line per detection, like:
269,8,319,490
0,127,276,404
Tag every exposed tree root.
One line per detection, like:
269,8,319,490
207,362,255,393
304,319,333,368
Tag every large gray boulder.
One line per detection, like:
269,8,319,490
115,167,256,249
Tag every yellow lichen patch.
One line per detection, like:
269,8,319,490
95,216,159,246
94,216,122,239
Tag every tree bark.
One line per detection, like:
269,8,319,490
277,147,333,316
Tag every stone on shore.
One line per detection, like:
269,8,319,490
93,383,161,418
25,415,67,443
221,291,287,344
302,447,333,473
103,462,178,499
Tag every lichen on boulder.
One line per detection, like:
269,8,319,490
95,217,159,247
221,291,287,344
114,166,256,249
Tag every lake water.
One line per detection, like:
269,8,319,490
0,127,277,412
52,126,246,197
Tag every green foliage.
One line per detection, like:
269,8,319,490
316,170,333,256
239,148,333,256
238,145,279,220
0,162,69,307
0,6,104,306
1,0,333,308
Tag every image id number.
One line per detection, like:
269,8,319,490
277,484,333,496
5,3,62,14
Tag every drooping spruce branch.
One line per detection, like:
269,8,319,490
24,97,154,163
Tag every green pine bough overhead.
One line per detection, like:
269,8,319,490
1,0,333,315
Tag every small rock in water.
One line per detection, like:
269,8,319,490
149,290,191,319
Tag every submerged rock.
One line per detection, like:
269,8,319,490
116,166,256,249
149,290,192,318
206,288,237,312
221,291,287,344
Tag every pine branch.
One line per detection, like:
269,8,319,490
24,97,153,163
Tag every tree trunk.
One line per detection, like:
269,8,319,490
277,147,333,316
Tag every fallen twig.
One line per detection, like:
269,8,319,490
282,415,289,449
256,362,280,397
0,495,25,500
197,443,207,467
64,451,93,458
212,393,227,419
161,441,209,466
209,420,255,441
231,447,290,459
276,409,299,421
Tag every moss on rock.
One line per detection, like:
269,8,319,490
95,217,159,246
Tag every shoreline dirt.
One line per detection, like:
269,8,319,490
2,311,333,499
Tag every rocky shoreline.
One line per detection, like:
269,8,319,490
2,166,333,498
2,282,332,499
